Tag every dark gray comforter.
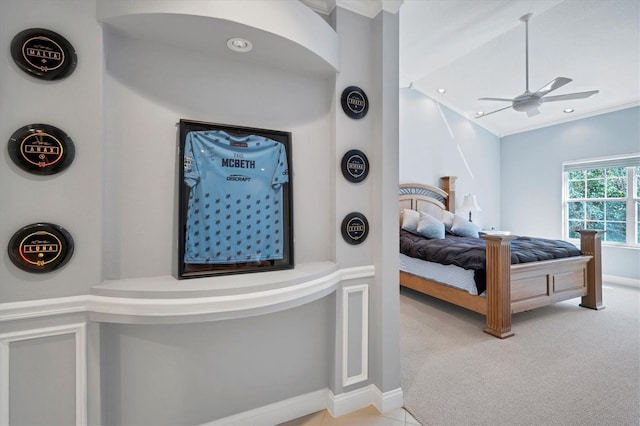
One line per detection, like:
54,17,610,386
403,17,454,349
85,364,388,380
400,229,582,294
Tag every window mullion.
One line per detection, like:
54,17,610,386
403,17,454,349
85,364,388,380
628,167,638,244
562,172,569,239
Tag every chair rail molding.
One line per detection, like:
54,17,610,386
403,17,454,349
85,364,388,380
0,264,375,324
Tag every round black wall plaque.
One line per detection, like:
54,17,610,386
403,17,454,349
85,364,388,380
10,28,77,80
8,223,74,273
341,149,369,183
341,86,368,119
341,212,369,245
8,124,75,175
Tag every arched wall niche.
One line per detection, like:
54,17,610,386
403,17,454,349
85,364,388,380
99,0,339,286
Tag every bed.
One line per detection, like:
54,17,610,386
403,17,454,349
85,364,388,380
399,177,604,338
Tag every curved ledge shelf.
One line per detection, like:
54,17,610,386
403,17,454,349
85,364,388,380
0,263,375,325
97,0,340,77
92,262,339,299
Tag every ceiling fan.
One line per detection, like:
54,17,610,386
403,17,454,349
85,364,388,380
476,13,599,118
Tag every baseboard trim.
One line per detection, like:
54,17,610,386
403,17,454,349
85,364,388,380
203,389,327,426
205,385,403,425
371,385,404,413
603,274,640,289
328,385,373,418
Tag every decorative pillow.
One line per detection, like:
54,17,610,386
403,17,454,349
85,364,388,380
400,209,420,233
416,212,445,239
450,215,480,238
440,210,455,231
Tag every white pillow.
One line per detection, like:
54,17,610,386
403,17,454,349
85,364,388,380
401,209,420,233
440,210,455,231
450,215,479,238
417,212,445,239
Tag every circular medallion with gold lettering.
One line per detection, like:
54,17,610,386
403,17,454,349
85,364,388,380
341,86,368,119
341,212,369,245
341,149,369,183
8,124,75,175
8,223,74,273
11,28,77,80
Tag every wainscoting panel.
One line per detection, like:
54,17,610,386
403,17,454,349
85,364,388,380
342,284,369,387
0,323,87,425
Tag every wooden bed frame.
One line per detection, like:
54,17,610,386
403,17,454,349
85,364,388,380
400,177,604,338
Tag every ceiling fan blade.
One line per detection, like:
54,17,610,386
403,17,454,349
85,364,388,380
475,104,513,118
534,77,572,96
526,108,540,117
543,90,600,102
478,97,515,102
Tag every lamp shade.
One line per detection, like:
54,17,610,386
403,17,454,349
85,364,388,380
460,194,481,212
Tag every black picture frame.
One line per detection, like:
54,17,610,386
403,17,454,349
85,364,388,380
178,119,293,279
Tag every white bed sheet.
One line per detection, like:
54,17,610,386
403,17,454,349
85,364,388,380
399,253,479,295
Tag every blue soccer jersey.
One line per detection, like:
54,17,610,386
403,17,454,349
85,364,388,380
183,130,289,264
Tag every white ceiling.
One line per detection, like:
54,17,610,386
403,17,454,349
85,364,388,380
399,0,640,136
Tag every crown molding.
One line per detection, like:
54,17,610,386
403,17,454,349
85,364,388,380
300,0,335,15
300,0,403,18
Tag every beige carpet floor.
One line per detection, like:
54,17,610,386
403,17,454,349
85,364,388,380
400,284,640,426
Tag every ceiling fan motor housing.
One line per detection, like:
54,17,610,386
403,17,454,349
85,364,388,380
512,92,543,112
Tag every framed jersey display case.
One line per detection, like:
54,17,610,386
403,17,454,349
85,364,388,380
178,119,293,279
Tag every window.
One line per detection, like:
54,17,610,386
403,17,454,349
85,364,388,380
563,154,640,246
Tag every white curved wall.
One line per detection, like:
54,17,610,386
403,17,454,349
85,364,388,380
97,0,340,75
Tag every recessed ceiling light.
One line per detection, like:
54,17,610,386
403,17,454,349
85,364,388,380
475,111,484,117
564,108,574,113
227,37,253,53
437,88,446,94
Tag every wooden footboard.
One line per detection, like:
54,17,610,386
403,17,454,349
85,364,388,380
481,231,603,338
510,256,590,314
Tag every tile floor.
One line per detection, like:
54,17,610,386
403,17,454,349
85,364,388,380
278,405,421,425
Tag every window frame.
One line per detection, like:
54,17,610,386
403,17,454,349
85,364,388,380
562,154,640,248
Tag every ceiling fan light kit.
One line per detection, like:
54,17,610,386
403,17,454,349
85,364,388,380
476,13,599,119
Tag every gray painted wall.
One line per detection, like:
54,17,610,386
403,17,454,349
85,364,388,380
501,106,640,280
0,0,103,303
100,295,334,425
370,10,401,394
333,7,375,269
332,7,401,395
